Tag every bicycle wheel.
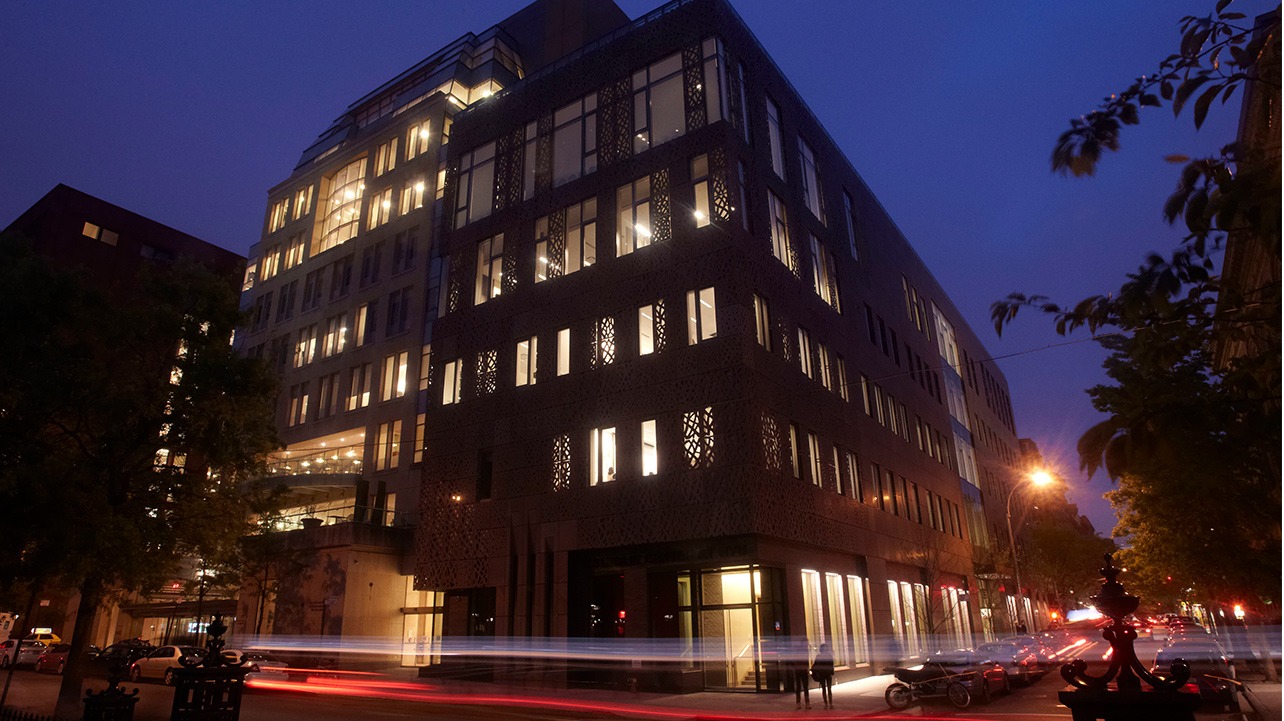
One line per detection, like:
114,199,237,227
885,683,913,709
947,682,972,709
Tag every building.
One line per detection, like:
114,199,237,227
236,0,1031,690
3,183,245,647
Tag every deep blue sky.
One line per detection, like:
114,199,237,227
2,1,1266,535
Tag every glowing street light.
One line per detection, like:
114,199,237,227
1006,468,1056,631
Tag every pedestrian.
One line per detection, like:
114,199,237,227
788,637,811,709
811,642,835,709
1015,621,1028,634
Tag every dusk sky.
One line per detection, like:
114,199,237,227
2,0,1267,536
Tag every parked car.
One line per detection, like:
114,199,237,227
0,639,50,668
24,632,61,646
34,643,72,674
89,640,155,676
923,648,1010,701
1152,640,1239,712
128,645,203,685
974,641,1041,686
222,650,290,680
1002,635,1055,676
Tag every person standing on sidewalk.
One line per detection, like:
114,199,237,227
787,637,811,709
811,642,835,709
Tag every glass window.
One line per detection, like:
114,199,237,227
535,198,597,281
474,234,504,305
552,93,598,186
843,191,858,260
315,156,366,255
476,349,498,396
817,342,832,390
836,356,849,402
682,406,715,469
375,420,401,471
753,294,771,350
810,235,840,312
441,359,461,405
391,226,418,274
556,328,570,376
797,327,813,379
846,576,870,664
516,336,537,387
638,302,660,356
616,176,652,256
259,245,281,281
414,413,426,465
691,154,711,228
592,317,616,367
347,362,372,411
287,383,309,427
686,287,717,344
285,233,306,269
768,191,792,270
799,139,824,223
455,141,496,228
591,426,617,485
381,350,409,401
400,177,426,215
293,186,314,220
641,419,658,476
633,52,685,153
385,286,412,337
406,120,431,160
788,423,801,479
368,187,393,229
268,199,289,233
322,314,348,358
293,325,318,368
766,97,785,180
374,137,398,176
807,432,822,488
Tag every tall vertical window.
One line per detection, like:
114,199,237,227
847,575,871,664
455,141,496,228
315,156,366,255
682,406,715,469
413,413,426,464
476,349,498,396
516,336,537,387
322,314,347,358
843,450,862,501
353,302,376,347
293,325,318,368
768,191,792,270
799,139,824,222
810,235,840,312
592,317,616,367
287,383,310,427
641,419,658,476
797,327,813,379
329,255,353,300
385,286,412,337
381,350,409,401
285,234,306,269
788,423,801,479
753,294,771,350
633,52,684,153
766,97,785,179
374,137,398,176
691,154,711,228
260,245,281,280
843,191,859,260
360,242,383,287
807,432,822,488
474,234,504,305
347,363,372,410
522,122,538,200
400,177,426,215
368,187,393,229
441,359,461,405
686,287,717,344
535,198,597,281
552,93,598,186
316,372,340,419
268,199,289,233
292,186,314,220
638,302,662,356
391,227,418,274
556,328,570,376
418,344,432,392
836,356,850,401
405,120,431,160
375,420,402,471
301,269,324,311
591,426,617,485
817,343,832,390
616,176,653,256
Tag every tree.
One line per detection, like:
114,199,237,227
0,234,280,716
991,2,1279,617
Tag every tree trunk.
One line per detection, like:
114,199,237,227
54,578,103,719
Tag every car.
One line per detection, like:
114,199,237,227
923,648,1010,702
34,643,72,674
974,641,1041,686
24,632,61,646
1152,641,1239,711
89,640,156,676
222,649,290,680
1002,635,1056,676
128,645,204,685
0,639,50,668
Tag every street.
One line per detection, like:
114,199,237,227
1,636,1271,721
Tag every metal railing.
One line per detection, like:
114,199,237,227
261,443,364,477
262,504,418,532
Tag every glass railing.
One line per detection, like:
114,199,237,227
262,443,365,477
259,504,418,532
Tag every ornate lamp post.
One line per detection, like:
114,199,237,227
1004,469,1053,631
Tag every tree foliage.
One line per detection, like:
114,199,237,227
991,2,1279,612
0,233,280,714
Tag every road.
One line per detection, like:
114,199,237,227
0,637,1258,721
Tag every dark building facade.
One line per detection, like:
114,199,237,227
414,0,1032,692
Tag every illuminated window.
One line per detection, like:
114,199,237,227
552,93,597,186
375,420,402,471
797,327,813,379
418,344,432,392
641,419,658,476
400,177,426,215
836,355,849,402
686,287,717,344
799,139,824,223
753,294,771,350
374,137,398,176
293,324,317,368
413,413,426,464
474,234,504,305
353,302,376,347
591,426,617,485
768,192,792,271
287,383,310,427
455,141,495,228
808,432,822,488
817,342,832,390
316,372,340,419
788,423,801,478
638,301,662,356
766,97,785,180
292,186,314,220
405,120,431,160
268,199,289,233
843,191,859,260
441,359,461,405
556,328,570,376
811,235,840,312
322,314,348,358
592,317,615,368
315,157,366,254
516,336,537,387
682,407,715,469
476,349,498,395
616,176,652,256
691,154,711,228
284,233,306,269
368,187,393,230
842,450,862,501
535,198,597,282
633,52,684,153
381,350,409,401
522,122,538,200
552,434,571,491
346,363,372,411
259,245,281,280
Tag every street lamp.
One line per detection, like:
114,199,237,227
1006,469,1054,632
